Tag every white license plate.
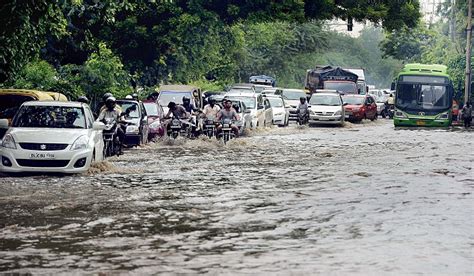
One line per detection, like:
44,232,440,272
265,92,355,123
206,125,215,128
30,153,55,159
222,128,231,131
320,117,329,121
171,126,181,129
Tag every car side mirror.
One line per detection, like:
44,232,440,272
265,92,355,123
343,103,348,106
93,122,105,130
0,119,9,129
258,104,264,110
390,82,396,90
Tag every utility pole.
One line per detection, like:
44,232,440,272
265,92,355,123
464,0,472,104
450,0,456,42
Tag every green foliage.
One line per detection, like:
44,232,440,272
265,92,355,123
0,0,66,82
64,43,132,105
381,0,473,99
13,60,58,91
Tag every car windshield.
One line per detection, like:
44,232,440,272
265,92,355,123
13,106,86,128
396,77,451,112
143,102,159,116
254,86,271,93
310,95,341,106
117,102,140,118
343,96,365,105
225,96,256,109
324,82,357,94
282,90,306,100
268,98,284,107
158,92,193,107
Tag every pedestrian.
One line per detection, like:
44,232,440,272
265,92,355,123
461,102,472,128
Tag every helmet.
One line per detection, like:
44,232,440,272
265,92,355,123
105,96,116,110
132,93,138,100
77,96,89,104
102,93,113,102
182,96,190,104
125,95,133,99
168,101,176,109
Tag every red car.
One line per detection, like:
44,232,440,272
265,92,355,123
343,94,378,122
143,100,165,140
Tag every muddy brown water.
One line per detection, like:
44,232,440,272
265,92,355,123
0,120,473,274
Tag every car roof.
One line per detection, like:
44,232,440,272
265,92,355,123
311,92,341,97
225,92,257,97
315,89,339,93
342,94,366,97
22,101,85,108
159,85,199,92
281,88,305,92
117,99,139,104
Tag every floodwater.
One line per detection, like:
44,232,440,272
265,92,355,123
0,120,473,274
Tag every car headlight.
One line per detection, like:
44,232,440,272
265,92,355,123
435,112,449,120
2,134,16,149
126,125,139,133
71,135,89,151
334,110,342,116
150,121,160,128
395,111,407,118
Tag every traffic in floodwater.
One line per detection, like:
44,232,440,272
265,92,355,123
0,120,472,274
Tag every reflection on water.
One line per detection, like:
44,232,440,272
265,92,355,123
0,121,473,274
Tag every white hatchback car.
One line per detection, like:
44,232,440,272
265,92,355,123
308,92,345,126
265,95,289,126
0,101,104,173
224,92,272,128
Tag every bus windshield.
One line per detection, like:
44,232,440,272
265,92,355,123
396,79,451,112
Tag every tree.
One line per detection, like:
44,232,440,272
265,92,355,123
0,0,66,82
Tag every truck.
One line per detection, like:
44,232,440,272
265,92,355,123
305,66,359,95
344,68,368,95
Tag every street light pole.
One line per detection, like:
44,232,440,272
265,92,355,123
464,0,472,104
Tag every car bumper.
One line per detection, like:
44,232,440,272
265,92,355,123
0,147,93,173
124,134,141,145
394,118,451,127
309,115,343,125
288,109,298,120
345,112,364,121
272,114,286,125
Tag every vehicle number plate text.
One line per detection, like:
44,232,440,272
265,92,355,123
30,153,55,159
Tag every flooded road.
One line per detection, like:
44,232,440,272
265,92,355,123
0,120,473,274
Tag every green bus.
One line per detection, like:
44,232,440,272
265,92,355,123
392,63,454,127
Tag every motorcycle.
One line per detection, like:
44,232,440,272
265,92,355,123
103,118,121,157
168,118,183,139
298,111,309,125
203,118,216,138
382,103,395,119
219,118,235,144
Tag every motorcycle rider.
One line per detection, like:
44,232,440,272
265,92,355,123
296,96,309,123
461,102,472,128
216,99,240,137
182,96,200,135
97,96,125,154
164,101,190,133
77,96,90,104
202,97,221,120
384,93,395,116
